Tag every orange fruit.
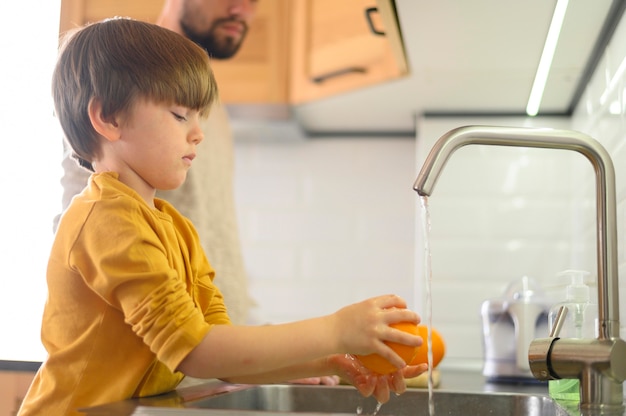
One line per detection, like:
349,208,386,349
355,322,420,375
410,325,445,368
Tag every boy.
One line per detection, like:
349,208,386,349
57,0,260,328
18,18,426,416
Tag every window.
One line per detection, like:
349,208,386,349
0,0,62,363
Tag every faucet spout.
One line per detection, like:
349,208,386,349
413,125,624,411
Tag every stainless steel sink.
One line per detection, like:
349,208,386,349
182,384,570,415
82,374,579,416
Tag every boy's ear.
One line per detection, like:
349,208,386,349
87,98,121,142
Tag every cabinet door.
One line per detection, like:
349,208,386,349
289,0,408,103
0,371,36,416
58,0,290,104
59,0,162,34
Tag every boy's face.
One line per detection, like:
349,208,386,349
108,100,204,202
179,0,258,59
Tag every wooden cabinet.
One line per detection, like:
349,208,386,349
0,371,36,416
290,0,408,103
58,0,407,105
60,0,160,26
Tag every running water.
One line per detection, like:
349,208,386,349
355,196,437,416
355,401,382,415
419,195,436,416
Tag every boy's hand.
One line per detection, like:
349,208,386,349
330,294,422,371
328,354,428,403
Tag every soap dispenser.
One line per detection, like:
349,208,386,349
548,270,596,402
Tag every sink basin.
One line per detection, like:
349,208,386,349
182,384,570,415
82,379,575,415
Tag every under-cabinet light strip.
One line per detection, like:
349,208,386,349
526,0,570,116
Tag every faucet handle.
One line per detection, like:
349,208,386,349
549,305,568,338
529,306,569,381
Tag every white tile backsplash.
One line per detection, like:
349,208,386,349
234,137,417,325
573,9,626,341
233,11,626,372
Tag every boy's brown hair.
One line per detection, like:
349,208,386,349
53,17,218,171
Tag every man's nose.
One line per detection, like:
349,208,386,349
227,0,257,20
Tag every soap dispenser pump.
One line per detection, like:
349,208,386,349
547,270,596,402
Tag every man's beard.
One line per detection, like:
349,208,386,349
180,18,248,59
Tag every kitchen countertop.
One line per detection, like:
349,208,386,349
81,367,555,415
433,366,549,395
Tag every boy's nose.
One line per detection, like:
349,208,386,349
189,122,204,144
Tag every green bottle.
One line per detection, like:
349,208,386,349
548,378,579,402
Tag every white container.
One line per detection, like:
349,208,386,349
481,276,551,382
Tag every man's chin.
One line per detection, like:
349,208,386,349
209,42,242,59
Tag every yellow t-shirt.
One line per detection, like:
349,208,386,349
19,172,231,416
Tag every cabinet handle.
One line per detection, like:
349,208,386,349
311,67,368,84
364,7,385,36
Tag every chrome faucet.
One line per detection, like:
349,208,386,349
413,125,626,413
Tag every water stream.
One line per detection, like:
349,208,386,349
357,195,437,416
419,195,436,416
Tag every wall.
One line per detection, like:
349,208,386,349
233,133,418,325
571,7,626,342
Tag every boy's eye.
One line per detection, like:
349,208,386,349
172,112,187,122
